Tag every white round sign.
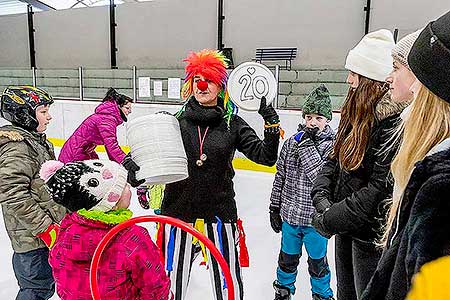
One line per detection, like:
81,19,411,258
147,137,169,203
227,62,277,111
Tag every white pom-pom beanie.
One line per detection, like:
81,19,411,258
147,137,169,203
345,29,395,82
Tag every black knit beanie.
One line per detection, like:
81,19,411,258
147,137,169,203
408,10,450,103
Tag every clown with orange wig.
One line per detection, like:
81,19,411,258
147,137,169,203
159,49,280,300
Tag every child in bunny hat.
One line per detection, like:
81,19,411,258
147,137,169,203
40,159,173,300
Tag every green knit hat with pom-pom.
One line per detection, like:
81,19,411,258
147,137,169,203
302,84,332,120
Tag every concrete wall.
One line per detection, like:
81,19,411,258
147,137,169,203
225,0,365,68
370,1,450,38
34,6,110,68
116,0,216,68
0,13,29,67
0,1,448,69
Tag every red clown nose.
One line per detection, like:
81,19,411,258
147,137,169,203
197,80,208,91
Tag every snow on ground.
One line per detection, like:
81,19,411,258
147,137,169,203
0,149,336,300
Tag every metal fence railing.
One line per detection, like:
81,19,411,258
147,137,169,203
0,67,348,110
0,67,187,104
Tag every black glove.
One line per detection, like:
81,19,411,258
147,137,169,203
258,96,280,125
122,154,145,187
311,212,333,239
313,190,332,213
269,205,283,233
303,126,320,142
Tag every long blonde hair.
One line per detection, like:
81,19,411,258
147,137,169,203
381,84,450,246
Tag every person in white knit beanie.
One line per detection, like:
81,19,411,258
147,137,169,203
386,29,421,103
345,29,395,84
311,28,407,300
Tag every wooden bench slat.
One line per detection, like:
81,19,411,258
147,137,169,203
256,49,296,51
256,48,296,50
255,56,295,58
255,54,296,56
255,54,296,57
256,50,296,53
256,51,296,54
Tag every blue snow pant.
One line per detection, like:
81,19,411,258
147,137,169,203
12,247,55,300
276,222,333,298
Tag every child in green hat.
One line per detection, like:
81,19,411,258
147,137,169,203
269,84,335,300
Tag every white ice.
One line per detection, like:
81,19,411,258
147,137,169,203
0,149,336,300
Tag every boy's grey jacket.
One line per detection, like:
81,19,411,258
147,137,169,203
0,125,66,253
270,125,335,226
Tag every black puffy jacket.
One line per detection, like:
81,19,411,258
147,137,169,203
362,142,450,300
312,96,406,242
161,97,279,223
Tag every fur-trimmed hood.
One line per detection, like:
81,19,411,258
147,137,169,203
0,125,48,148
0,125,29,148
0,129,24,145
375,92,409,121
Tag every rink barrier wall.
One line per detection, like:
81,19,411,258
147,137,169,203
48,137,277,173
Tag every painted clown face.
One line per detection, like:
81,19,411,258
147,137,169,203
193,75,222,106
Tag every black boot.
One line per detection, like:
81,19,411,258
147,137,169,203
273,281,291,300
312,293,335,300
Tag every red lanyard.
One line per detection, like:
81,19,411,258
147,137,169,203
196,126,209,167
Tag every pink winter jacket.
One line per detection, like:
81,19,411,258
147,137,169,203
49,212,172,300
58,101,126,164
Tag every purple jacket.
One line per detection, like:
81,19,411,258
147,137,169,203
49,212,172,300
59,101,126,164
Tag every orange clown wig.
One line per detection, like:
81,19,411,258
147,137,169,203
181,49,228,100
179,49,237,125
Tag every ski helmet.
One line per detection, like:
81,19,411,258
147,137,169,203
1,86,54,131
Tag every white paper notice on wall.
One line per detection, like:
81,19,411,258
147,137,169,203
168,78,181,99
138,77,151,98
153,80,163,96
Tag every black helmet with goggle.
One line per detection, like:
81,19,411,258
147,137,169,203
1,86,54,131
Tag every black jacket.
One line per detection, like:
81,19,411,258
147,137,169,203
312,97,406,242
361,142,450,300
161,98,279,223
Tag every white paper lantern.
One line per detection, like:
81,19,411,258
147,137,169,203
126,113,188,185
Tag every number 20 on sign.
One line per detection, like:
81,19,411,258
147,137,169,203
227,62,277,111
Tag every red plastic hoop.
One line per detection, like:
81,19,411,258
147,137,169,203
89,215,235,300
